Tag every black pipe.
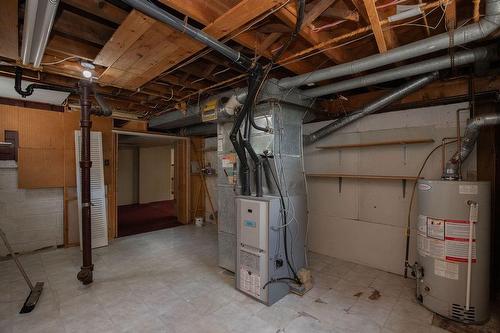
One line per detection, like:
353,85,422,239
76,80,94,285
14,67,76,98
230,66,263,195
121,0,252,70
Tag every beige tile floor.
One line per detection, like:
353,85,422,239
0,224,450,333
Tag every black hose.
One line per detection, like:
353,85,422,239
248,0,305,135
263,155,300,284
15,67,76,98
229,64,264,195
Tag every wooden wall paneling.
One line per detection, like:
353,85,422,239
18,148,65,188
190,137,205,222
0,0,18,60
0,104,20,141
114,120,148,132
18,107,65,149
175,139,190,224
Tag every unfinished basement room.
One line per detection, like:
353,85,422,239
0,0,500,332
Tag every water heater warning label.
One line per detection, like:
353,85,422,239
434,259,459,280
417,216,477,263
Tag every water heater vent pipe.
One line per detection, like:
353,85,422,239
443,113,500,180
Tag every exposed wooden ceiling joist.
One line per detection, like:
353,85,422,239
0,0,18,60
275,3,350,63
157,0,318,74
97,0,300,90
61,0,128,25
363,0,388,52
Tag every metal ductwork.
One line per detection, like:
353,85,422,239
149,90,247,131
443,113,500,180
278,0,500,89
93,94,113,117
178,123,217,136
301,46,496,98
21,0,60,68
304,71,439,145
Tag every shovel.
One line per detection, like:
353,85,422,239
0,227,44,313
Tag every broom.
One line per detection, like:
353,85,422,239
0,227,44,313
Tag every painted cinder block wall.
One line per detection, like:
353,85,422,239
0,161,63,256
303,103,476,275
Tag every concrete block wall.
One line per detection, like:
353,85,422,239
303,103,475,275
0,161,63,256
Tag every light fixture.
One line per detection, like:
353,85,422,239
81,61,95,79
21,0,60,68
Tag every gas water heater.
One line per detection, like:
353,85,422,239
416,180,491,323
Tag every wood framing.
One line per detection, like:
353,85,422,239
0,0,18,60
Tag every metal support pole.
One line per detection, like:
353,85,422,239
77,80,93,285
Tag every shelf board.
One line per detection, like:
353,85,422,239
306,173,422,181
315,138,435,150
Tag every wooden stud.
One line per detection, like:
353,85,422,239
363,0,387,53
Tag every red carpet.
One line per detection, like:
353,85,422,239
117,200,181,237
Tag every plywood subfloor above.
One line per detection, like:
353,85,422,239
95,0,292,90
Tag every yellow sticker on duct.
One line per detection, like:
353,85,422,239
202,99,218,122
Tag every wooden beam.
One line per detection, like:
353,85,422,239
275,3,350,63
323,1,359,22
350,0,370,23
303,0,337,27
53,10,115,46
0,0,18,60
46,34,100,61
121,0,289,89
61,0,128,25
444,0,456,29
94,10,156,67
363,0,387,53
160,0,315,74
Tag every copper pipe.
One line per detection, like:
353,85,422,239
76,80,94,285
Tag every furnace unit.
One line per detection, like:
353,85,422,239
235,196,293,305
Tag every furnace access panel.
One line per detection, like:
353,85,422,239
235,196,290,305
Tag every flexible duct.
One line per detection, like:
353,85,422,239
122,0,252,70
301,46,496,98
304,72,439,145
443,113,500,179
278,0,500,89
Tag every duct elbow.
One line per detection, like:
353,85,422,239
443,113,500,180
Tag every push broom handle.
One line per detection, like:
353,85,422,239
0,227,34,290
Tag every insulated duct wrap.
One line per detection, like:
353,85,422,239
304,72,439,145
443,113,500,179
278,0,500,89
301,47,495,98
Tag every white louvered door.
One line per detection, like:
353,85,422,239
75,130,108,249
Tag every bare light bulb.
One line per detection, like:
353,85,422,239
82,69,92,79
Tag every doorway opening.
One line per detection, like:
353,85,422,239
116,132,183,237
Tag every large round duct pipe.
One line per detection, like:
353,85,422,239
304,72,439,145
301,47,496,98
278,0,500,89
443,113,500,180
